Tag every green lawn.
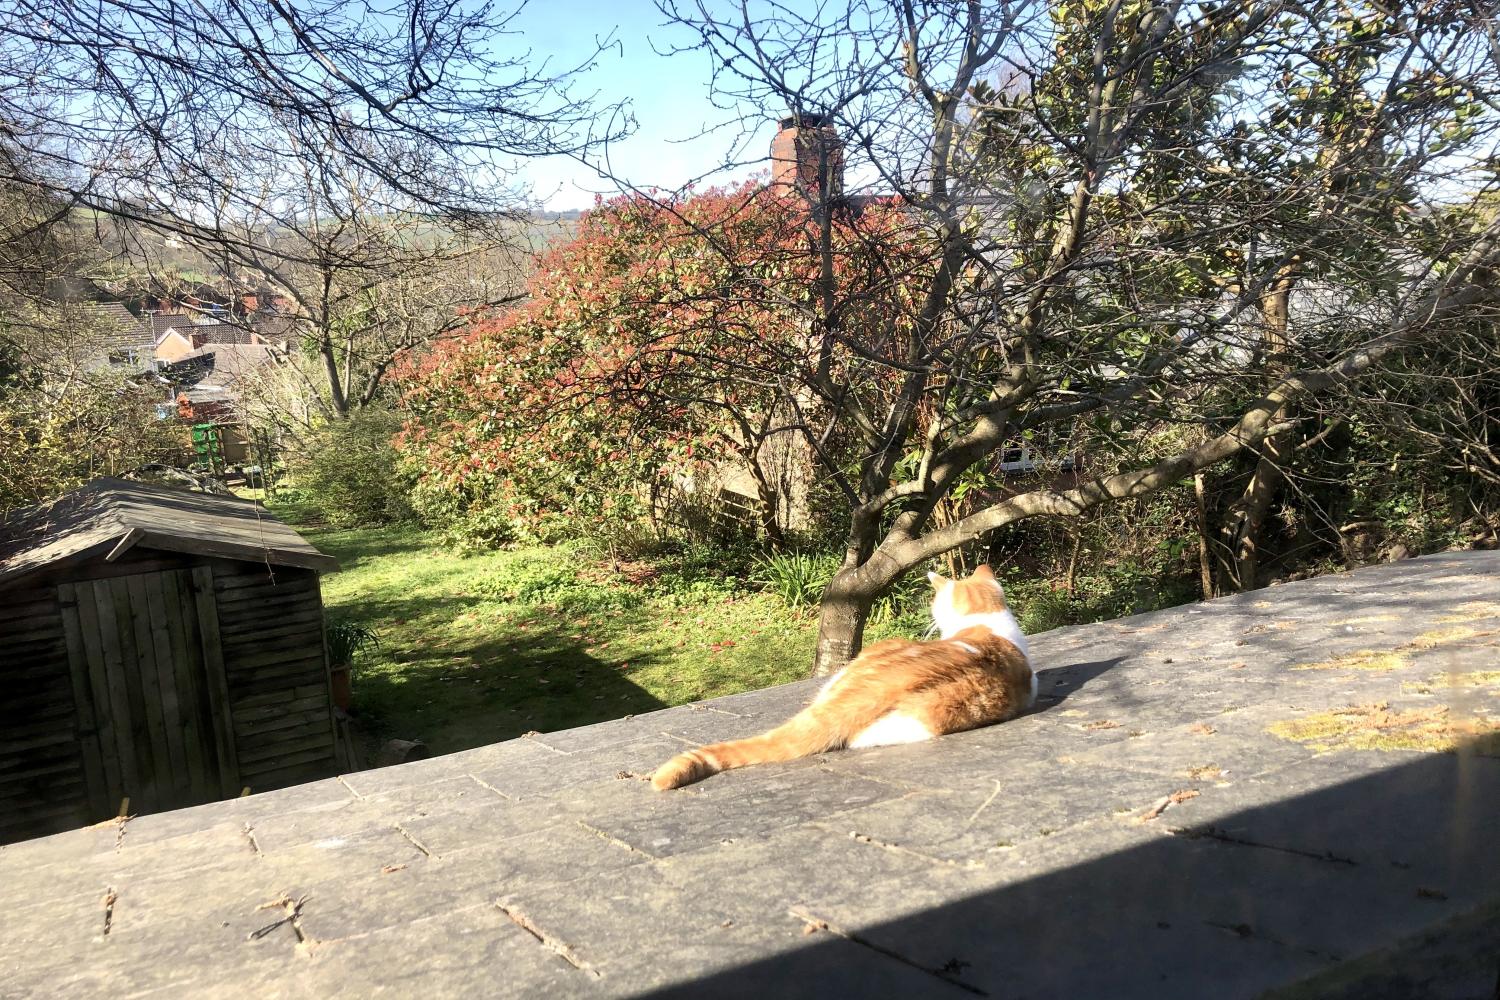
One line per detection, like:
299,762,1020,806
278,506,828,755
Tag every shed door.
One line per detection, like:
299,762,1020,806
59,566,241,818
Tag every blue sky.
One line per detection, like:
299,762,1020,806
508,0,771,209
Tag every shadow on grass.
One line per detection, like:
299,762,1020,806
304,528,432,574
345,595,670,756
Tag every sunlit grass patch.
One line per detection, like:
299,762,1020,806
268,504,834,756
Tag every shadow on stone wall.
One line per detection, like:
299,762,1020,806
645,743,1500,999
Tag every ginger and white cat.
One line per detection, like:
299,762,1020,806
651,564,1035,790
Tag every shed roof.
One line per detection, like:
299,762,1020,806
0,478,337,587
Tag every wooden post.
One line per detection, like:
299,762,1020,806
58,583,113,820
191,566,241,799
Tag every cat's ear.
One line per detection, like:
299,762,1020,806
927,571,948,589
972,564,996,582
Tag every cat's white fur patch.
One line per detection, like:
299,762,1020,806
956,610,1031,661
812,668,846,705
849,712,935,749
952,641,980,655
932,581,1030,652
931,579,1037,706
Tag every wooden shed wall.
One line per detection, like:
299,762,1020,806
0,585,88,841
211,560,338,792
0,550,338,843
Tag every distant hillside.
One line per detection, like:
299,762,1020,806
61,210,581,299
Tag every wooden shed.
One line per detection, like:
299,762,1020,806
0,478,341,843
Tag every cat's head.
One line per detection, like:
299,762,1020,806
927,564,1006,633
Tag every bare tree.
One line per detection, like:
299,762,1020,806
0,0,628,411
646,0,1500,674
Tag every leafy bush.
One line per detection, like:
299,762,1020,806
293,408,415,528
1009,583,1075,634
0,354,185,508
751,551,837,613
480,554,581,602
407,477,516,550
870,570,933,628
326,618,379,667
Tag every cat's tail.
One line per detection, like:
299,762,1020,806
651,678,895,791
650,710,840,790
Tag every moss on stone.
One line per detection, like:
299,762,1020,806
1436,600,1500,623
1404,670,1500,694
1293,649,1407,672
1407,625,1495,649
1291,623,1499,674
1268,703,1500,756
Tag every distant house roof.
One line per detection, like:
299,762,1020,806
0,477,337,587
249,313,298,344
190,323,257,346
163,344,280,403
156,320,262,350
150,313,197,341
72,302,153,360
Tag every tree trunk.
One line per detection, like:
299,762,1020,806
742,449,787,550
1193,472,1215,600
320,340,349,418
1222,270,1297,591
1064,530,1083,596
1224,421,1293,589
811,571,874,677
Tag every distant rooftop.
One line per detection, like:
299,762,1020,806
149,313,197,339
163,343,280,403
72,301,152,352
2,552,1498,997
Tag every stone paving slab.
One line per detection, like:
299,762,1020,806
3,550,1500,999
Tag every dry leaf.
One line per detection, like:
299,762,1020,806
1139,788,1201,822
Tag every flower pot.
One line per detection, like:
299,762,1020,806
330,662,353,712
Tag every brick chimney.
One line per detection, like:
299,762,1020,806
770,114,844,205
